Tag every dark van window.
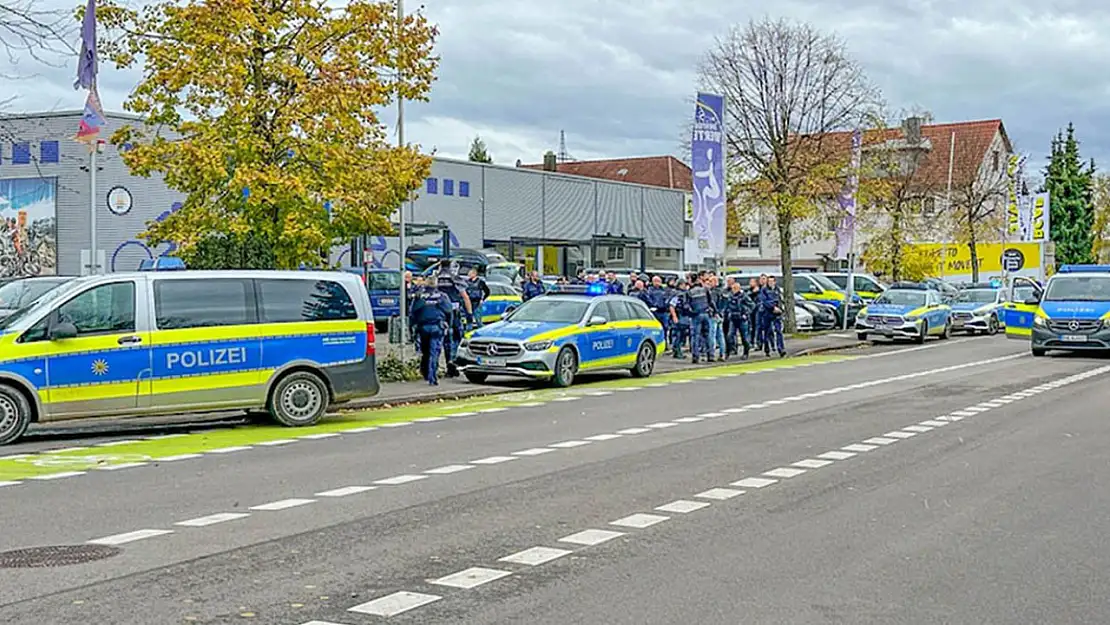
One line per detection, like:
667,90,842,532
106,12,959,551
257,279,357,323
155,279,253,329
624,300,655,321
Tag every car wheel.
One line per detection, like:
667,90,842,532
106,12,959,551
552,347,578,388
269,371,329,427
464,371,489,384
1032,347,1047,357
914,321,928,344
988,315,999,335
0,383,31,446
631,341,656,378
940,321,951,340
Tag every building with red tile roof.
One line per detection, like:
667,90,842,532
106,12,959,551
518,155,692,191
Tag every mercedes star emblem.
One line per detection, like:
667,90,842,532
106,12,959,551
1069,320,1081,331
488,344,499,355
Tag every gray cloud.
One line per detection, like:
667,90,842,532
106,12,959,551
4,0,1110,174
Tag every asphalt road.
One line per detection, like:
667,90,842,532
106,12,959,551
2,335,1109,624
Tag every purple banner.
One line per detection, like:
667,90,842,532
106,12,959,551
834,128,862,260
691,92,726,258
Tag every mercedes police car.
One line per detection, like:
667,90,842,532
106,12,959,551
950,282,1006,335
854,282,953,343
1028,265,1110,356
456,283,665,387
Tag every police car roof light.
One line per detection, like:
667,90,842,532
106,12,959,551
888,281,928,290
1058,264,1110,274
548,283,607,296
139,257,186,271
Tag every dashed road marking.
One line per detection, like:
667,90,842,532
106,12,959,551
300,432,341,440
549,440,591,449
864,437,898,445
429,566,512,589
610,513,669,528
585,434,623,441
674,417,705,423
374,474,429,485
30,471,86,480
655,500,711,514
698,412,726,418
919,420,948,427
175,512,250,527
512,448,555,456
88,529,173,545
792,458,833,469
645,422,678,429
206,446,252,454
381,422,411,428
695,487,744,500
763,467,806,478
348,591,441,617
883,431,916,439
415,417,448,423
446,412,478,417
551,397,579,403
499,546,573,566
733,477,778,488
817,450,856,460
903,425,933,433
315,486,376,497
616,428,651,435
559,529,625,546
424,465,474,475
841,443,878,453
98,462,148,471
257,439,297,446
156,453,204,461
344,426,380,433
471,456,517,465
249,498,315,511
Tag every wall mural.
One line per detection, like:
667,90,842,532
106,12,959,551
0,177,57,277
110,201,181,272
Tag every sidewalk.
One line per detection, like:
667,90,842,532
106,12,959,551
357,333,866,409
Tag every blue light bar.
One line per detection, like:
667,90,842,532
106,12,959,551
888,281,928,290
548,283,608,296
1058,264,1110,273
139,257,186,271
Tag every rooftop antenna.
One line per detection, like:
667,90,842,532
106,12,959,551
557,130,575,162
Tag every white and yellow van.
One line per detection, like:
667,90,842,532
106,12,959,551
0,270,379,445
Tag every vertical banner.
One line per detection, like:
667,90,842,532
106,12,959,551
834,128,862,259
0,178,58,277
1031,192,1050,241
1006,154,1026,239
691,92,726,257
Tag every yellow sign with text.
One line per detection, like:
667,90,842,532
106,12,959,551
912,242,1041,276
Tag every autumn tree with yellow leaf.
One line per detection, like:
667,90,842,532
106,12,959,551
96,0,438,268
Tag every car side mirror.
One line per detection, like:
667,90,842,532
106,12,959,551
501,305,518,320
587,315,607,327
1024,296,1040,306
50,321,78,340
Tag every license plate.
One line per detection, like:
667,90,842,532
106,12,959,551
477,356,506,367
378,298,396,305
1061,335,1087,343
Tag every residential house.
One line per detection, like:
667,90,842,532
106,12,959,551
727,118,1014,273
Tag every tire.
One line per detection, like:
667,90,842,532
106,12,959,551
464,371,489,384
268,371,330,427
552,347,578,388
988,315,999,335
1032,347,1047,357
940,321,951,340
914,322,928,344
0,383,32,446
631,341,656,378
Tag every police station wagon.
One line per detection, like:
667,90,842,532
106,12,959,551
0,270,379,445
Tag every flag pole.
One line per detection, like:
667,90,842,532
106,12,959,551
396,0,407,361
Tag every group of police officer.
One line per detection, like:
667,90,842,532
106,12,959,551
405,262,790,386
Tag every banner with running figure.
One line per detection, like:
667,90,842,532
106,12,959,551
691,92,726,257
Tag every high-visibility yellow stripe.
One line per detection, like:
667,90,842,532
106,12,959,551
44,370,273,404
148,320,364,346
1005,326,1032,338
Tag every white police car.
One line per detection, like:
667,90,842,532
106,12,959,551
456,284,666,387
855,282,953,343
950,283,1006,335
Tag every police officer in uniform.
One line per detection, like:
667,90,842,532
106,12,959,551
643,275,670,344
465,267,490,328
522,271,546,301
436,260,473,377
684,274,715,364
722,280,754,359
669,280,691,359
409,284,453,384
759,275,787,357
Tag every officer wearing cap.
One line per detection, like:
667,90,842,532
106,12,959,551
436,259,473,377
409,282,453,385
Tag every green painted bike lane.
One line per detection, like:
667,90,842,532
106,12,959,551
0,354,850,481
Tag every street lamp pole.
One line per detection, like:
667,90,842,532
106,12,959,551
396,0,407,361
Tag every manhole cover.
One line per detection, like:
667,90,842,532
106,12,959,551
0,544,121,568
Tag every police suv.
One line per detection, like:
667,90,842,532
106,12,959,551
1028,265,1110,356
456,283,666,387
0,269,379,445
855,282,953,343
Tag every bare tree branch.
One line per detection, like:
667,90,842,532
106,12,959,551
696,17,877,330
0,0,76,66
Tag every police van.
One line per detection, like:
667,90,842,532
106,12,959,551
1023,265,1110,356
0,270,379,445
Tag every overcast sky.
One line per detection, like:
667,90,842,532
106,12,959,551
4,0,1108,172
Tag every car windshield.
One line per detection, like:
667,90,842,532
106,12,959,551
874,290,926,307
0,278,80,330
487,265,520,281
1043,276,1110,302
808,274,842,291
822,275,848,289
0,278,67,309
956,289,997,304
507,298,589,323
368,271,401,291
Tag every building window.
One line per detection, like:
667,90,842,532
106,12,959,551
11,143,30,164
40,141,59,164
443,179,454,196
426,178,438,194
459,180,470,197
737,234,760,249
992,150,1000,172
606,246,626,261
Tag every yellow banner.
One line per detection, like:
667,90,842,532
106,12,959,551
912,242,1041,276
